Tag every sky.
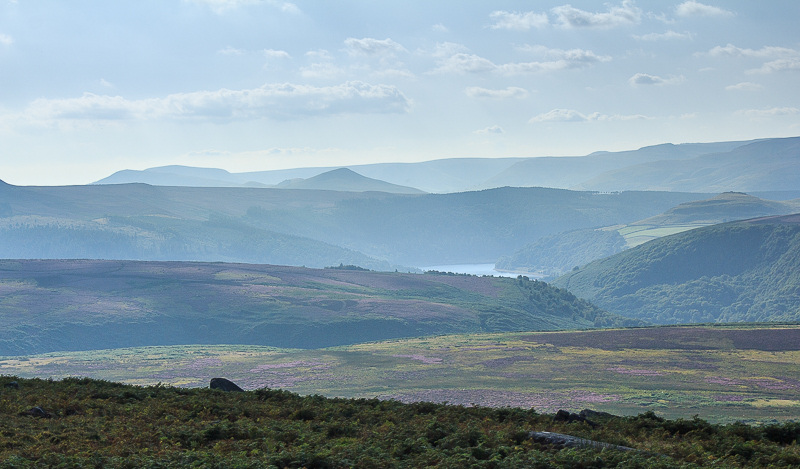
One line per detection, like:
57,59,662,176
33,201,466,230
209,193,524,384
1,0,799,186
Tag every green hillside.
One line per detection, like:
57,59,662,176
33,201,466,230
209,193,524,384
498,193,800,277
3,377,799,468
553,215,800,324
0,259,637,355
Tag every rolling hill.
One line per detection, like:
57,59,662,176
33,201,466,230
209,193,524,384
0,259,639,355
496,192,800,277
0,182,704,267
274,168,424,194
552,214,800,324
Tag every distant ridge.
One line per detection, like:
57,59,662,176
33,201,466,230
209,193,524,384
275,168,425,194
91,136,799,193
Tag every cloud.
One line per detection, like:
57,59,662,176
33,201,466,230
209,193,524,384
23,82,411,123
725,82,762,91
705,44,800,74
707,44,798,59
188,0,300,14
529,109,649,123
551,0,641,29
488,10,548,30
0,33,12,46
465,87,529,99
633,30,693,41
735,107,799,119
218,46,245,56
628,73,685,85
434,47,610,75
748,58,800,74
431,42,469,58
675,1,733,18
263,49,291,59
474,125,504,135
300,62,345,79
431,23,449,33
344,37,407,57
433,53,497,74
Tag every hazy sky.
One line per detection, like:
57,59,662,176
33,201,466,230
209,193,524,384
1,1,799,185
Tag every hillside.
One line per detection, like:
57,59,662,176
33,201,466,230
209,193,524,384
3,377,799,468
0,183,704,267
553,215,800,324
496,192,800,277
274,168,424,194
0,259,637,355
577,136,800,192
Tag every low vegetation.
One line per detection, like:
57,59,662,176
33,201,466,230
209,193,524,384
5,325,799,424
1,376,799,468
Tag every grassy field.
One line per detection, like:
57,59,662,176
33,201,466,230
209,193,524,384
3,325,798,424
617,223,708,247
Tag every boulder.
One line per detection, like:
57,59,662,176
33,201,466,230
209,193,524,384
3,381,19,389
21,406,52,418
210,377,244,392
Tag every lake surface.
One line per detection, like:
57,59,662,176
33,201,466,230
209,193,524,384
420,263,522,278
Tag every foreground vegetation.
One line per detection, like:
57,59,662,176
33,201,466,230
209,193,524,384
1,376,799,468
4,325,799,424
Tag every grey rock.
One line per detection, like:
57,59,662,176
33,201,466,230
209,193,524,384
210,377,244,392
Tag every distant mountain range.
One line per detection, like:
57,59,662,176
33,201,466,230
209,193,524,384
93,136,800,195
552,214,800,324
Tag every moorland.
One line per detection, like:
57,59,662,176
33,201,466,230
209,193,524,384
2,136,800,467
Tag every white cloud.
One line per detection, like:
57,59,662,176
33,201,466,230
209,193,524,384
0,33,12,46
431,23,448,33
434,47,610,75
431,42,468,58
735,107,799,119
218,46,245,56
633,30,693,41
551,0,641,29
23,82,411,123
300,62,345,79
529,109,649,123
706,44,797,59
705,44,800,74
465,87,529,99
628,73,685,85
675,1,733,18
263,49,291,59
344,37,407,57
99,78,115,89
474,125,504,135
725,82,762,91
433,53,496,74
748,58,800,74
488,10,548,30
188,0,299,14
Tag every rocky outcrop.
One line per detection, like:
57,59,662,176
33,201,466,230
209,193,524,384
210,378,244,392
529,431,634,451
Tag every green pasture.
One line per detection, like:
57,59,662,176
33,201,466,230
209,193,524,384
618,223,708,247
2,325,799,424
